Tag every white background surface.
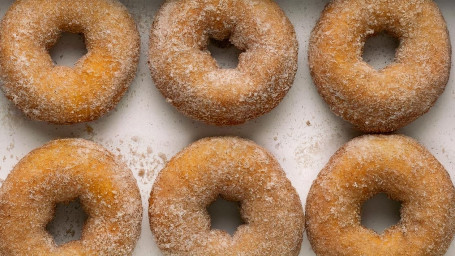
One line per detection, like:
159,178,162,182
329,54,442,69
0,0,454,255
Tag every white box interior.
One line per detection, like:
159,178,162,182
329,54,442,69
0,0,454,255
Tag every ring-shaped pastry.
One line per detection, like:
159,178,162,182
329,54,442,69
149,137,304,255
149,0,298,125
309,0,451,132
0,139,142,255
305,135,455,255
0,0,140,124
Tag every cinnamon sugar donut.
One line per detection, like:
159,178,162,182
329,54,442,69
149,137,304,255
309,0,451,133
0,0,140,124
305,135,455,256
149,0,298,125
0,139,142,255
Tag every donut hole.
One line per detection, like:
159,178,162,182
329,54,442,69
207,38,243,69
45,198,89,246
362,32,400,70
207,197,245,236
49,32,88,67
361,193,402,234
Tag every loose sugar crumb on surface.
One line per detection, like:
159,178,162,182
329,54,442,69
107,136,168,186
85,124,94,135
6,142,14,151
295,139,321,168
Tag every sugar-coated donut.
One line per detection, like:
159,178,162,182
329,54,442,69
0,139,142,255
309,0,451,133
0,0,140,124
305,135,455,256
149,137,304,255
149,0,298,126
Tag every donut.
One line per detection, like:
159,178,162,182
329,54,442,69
308,0,451,133
149,137,304,255
149,0,298,126
0,139,142,255
305,135,455,255
0,0,140,124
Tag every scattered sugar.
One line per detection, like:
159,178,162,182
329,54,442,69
295,138,322,169
85,124,94,135
6,142,14,151
107,136,168,187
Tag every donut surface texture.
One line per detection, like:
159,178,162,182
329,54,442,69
149,137,304,255
309,0,451,133
305,135,455,256
0,0,140,124
149,0,298,126
0,139,142,255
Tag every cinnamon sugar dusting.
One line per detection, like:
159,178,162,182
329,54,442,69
309,0,451,132
149,0,298,125
0,139,142,255
149,137,304,255
305,135,455,255
0,0,140,124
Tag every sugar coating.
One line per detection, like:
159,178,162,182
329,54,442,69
0,0,140,124
309,0,451,133
149,137,304,255
305,135,455,255
149,0,298,126
0,139,142,255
